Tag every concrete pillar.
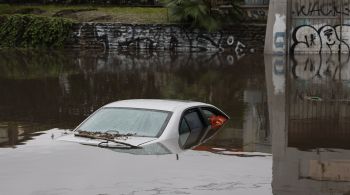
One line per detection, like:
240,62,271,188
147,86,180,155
264,54,286,158
264,0,288,54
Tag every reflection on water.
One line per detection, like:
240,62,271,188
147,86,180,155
2,49,350,193
267,54,350,195
290,54,350,149
0,49,270,152
0,122,46,147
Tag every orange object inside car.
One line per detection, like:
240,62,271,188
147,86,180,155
209,115,227,129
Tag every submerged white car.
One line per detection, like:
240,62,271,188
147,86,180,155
61,99,229,154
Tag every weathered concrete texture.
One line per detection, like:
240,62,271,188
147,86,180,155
65,23,266,53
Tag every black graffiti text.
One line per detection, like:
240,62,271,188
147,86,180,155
293,1,350,17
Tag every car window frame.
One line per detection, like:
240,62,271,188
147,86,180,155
177,105,230,149
199,106,229,119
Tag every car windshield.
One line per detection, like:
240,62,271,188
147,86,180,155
77,108,171,138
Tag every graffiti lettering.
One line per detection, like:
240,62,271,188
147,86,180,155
235,41,247,60
274,32,286,49
291,24,350,54
227,36,235,46
246,9,268,19
272,14,286,54
70,24,256,58
293,1,350,17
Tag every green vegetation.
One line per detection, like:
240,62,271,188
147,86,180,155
0,2,243,29
0,14,74,48
163,0,242,31
0,0,158,4
99,7,168,23
163,0,219,31
0,2,243,48
0,4,168,23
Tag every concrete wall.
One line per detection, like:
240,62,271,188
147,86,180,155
290,0,350,54
65,23,266,54
266,55,350,195
265,0,350,54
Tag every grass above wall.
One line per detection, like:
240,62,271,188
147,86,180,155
0,14,74,48
0,4,169,23
0,5,168,48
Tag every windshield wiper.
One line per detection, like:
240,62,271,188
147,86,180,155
74,130,141,149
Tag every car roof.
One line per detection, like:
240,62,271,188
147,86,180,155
103,99,210,112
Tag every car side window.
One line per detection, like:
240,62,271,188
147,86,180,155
179,109,206,149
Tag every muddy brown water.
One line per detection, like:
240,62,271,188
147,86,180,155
0,49,269,151
0,49,350,195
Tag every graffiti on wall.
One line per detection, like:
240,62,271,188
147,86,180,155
241,0,269,20
292,1,350,17
289,0,350,53
246,8,268,20
291,24,350,53
273,14,286,54
68,23,258,58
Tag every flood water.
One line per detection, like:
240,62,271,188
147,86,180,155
0,49,350,195
0,49,269,152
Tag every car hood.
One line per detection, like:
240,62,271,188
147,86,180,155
58,133,157,147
